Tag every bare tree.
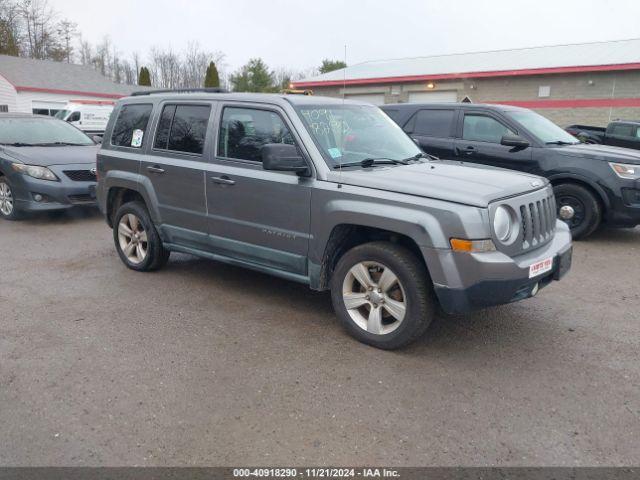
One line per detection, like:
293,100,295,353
180,41,225,88
131,51,141,84
0,0,21,56
78,37,92,65
93,36,112,77
148,46,181,88
16,0,60,59
56,19,76,62
120,59,136,85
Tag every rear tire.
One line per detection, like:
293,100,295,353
553,183,601,240
0,176,22,221
113,201,169,271
330,241,435,350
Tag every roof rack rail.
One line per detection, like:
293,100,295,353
131,87,228,96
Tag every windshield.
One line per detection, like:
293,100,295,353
54,110,71,120
506,110,579,144
294,104,421,167
0,117,94,145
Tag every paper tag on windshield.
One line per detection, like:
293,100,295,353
328,148,342,159
131,129,144,148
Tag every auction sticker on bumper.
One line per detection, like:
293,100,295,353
529,257,553,278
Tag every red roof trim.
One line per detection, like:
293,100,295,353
291,63,640,88
69,99,116,105
489,97,640,109
15,86,125,99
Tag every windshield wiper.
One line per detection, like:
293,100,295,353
34,142,90,146
402,152,439,162
546,141,578,146
334,157,409,169
0,142,36,147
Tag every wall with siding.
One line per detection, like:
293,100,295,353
310,70,640,127
14,91,117,114
0,74,18,112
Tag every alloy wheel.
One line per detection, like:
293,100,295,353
0,181,14,216
342,261,406,335
117,213,148,265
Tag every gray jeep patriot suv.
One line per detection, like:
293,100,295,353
97,91,572,349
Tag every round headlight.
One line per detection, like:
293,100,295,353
494,205,513,243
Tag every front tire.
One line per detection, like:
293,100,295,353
330,242,435,350
0,177,22,221
554,183,601,239
113,201,169,271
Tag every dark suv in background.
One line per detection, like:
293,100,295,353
382,103,640,239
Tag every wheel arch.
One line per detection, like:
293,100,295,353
313,223,431,291
548,174,609,211
106,187,146,227
103,172,160,228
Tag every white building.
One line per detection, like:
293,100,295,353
292,38,640,126
0,55,142,116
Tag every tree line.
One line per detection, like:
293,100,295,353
0,0,346,91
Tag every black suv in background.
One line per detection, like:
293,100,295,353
382,103,640,239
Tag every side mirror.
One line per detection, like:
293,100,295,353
501,135,530,149
262,144,310,176
92,135,103,145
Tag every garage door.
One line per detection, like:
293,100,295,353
407,91,457,103
344,93,385,105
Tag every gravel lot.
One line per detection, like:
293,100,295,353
1,208,639,466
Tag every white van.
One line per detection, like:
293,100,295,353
54,102,114,134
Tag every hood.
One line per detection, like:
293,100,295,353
0,145,99,167
326,161,547,208
550,143,640,164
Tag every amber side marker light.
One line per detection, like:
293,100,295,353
450,238,496,253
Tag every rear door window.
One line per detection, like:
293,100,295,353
217,107,295,163
411,109,456,137
153,104,211,154
111,104,153,148
462,114,515,143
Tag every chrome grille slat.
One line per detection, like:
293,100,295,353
543,198,550,236
523,204,534,247
543,199,548,236
531,202,540,245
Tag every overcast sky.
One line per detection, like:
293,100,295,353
49,0,640,76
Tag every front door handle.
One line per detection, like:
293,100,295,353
210,175,236,186
456,146,476,156
147,165,165,174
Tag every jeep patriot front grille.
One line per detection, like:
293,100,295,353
519,193,556,250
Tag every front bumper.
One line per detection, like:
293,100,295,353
606,180,640,228
10,163,97,212
425,221,573,314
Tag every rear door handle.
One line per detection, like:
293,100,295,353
147,165,165,174
210,175,236,186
